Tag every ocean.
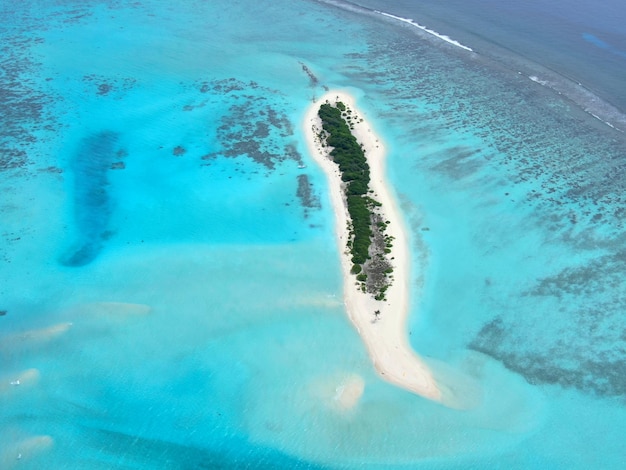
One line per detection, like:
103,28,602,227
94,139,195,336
1,0,625,468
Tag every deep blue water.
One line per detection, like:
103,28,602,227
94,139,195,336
353,0,626,120
1,0,626,468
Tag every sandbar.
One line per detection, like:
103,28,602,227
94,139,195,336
0,434,53,468
304,90,441,402
0,368,40,395
1,323,72,352
86,302,151,316
310,372,366,412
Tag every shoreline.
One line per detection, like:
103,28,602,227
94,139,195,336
304,90,441,402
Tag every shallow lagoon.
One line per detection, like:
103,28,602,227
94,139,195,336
1,0,626,468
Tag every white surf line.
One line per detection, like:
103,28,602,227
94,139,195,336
527,74,625,133
375,10,473,52
590,113,622,131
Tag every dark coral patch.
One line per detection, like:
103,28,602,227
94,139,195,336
190,78,301,170
173,146,186,156
60,131,119,267
97,83,112,95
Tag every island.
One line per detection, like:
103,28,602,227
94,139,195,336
304,90,442,403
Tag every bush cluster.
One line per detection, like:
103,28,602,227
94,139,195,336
318,102,373,267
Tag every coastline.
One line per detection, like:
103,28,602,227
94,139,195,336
303,90,441,402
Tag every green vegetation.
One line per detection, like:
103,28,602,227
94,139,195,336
318,100,396,302
318,102,372,265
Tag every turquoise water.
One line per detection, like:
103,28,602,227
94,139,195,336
2,0,626,468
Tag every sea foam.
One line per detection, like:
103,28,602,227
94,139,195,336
375,10,473,52
313,0,473,52
526,73,625,133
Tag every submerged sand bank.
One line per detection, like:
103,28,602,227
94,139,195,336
304,90,441,402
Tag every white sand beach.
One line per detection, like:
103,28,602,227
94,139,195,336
304,90,441,402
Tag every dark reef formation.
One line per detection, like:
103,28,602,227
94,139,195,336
60,131,119,267
197,78,304,170
296,174,321,219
